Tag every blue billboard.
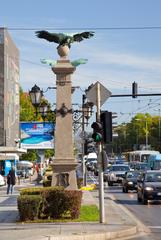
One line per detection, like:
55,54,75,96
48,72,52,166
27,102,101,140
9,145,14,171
20,122,55,149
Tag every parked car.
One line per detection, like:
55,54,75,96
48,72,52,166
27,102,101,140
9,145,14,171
0,174,5,186
107,164,130,186
122,171,140,193
137,170,161,204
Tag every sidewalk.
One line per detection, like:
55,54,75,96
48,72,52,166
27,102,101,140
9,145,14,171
0,182,148,240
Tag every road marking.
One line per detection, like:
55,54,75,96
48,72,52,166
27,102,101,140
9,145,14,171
148,226,161,229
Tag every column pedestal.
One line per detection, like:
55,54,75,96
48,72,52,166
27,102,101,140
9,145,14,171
51,58,78,190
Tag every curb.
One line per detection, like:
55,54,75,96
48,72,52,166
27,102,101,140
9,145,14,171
24,226,137,240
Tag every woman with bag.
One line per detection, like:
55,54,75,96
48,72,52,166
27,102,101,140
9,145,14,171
7,168,16,194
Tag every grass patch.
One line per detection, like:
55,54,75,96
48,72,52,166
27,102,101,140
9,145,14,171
78,205,99,222
18,204,99,223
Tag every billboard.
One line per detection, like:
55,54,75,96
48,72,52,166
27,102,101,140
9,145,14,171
20,122,55,149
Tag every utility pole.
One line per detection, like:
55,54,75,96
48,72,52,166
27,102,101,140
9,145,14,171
96,82,105,223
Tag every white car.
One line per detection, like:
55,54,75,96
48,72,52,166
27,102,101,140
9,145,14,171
0,174,5,186
107,164,130,186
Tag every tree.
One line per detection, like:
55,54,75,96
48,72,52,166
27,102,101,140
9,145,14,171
20,87,36,121
19,149,38,162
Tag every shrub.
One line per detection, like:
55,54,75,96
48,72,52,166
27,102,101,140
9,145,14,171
43,180,51,187
18,187,82,220
20,186,63,195
41,189,82,219
17,195,42,221
65,190,82,219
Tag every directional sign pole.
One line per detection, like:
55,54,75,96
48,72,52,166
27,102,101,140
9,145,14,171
96,82,105,223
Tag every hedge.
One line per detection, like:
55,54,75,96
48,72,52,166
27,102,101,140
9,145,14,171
18,187,82,221
17,195,42,221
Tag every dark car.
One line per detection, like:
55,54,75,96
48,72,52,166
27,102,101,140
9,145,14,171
129,162,150,171
137,170,161,204
122,171,140,193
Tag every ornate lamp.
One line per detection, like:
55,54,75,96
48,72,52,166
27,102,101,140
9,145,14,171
83,102,94,124
29,84,43,116
39,102,48,121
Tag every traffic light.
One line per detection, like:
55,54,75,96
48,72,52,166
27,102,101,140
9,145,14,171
101,111,112,143
132,81,138,98
91,122,103,143
84,138,95,155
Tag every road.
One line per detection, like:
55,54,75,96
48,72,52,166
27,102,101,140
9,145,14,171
87,171,161,240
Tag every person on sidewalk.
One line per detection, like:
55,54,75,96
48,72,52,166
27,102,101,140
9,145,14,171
7,168,16,194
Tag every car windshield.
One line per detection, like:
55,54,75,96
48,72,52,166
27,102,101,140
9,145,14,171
112,165,129,171
127,171,140,178
145,172,161,182
136,163,150,170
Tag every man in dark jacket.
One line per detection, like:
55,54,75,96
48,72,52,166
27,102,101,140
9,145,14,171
7,169,16,194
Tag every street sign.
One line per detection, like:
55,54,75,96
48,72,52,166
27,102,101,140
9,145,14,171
86,81,112,106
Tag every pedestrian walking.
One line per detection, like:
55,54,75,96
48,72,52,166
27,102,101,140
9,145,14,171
7,169,16,194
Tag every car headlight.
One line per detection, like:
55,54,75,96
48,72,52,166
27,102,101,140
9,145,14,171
127,181,133,185
111,173,115,178
145,186,154,191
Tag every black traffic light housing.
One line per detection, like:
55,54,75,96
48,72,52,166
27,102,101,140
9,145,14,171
91,121,103,143
101,111,112,143
84,138,95,155
132,81,138,98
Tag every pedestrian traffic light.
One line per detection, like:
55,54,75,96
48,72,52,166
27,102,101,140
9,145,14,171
101,111,112,143
132,81,138,98
91,122,103,142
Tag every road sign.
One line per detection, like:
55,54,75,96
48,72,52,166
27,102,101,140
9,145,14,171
86,81,111,106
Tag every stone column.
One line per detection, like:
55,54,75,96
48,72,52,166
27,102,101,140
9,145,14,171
51,53,78,189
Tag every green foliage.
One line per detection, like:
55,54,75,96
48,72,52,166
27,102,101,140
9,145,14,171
43,180,52,187
18,187,82,220
78,205,99,221
19,149,38,161
20,186,64,195
20,88,36,121
17,195,42,221
113,113,161,152
44,149,55,158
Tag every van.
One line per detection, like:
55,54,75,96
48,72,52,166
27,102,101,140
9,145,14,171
86,152,97,171
147,154,161,170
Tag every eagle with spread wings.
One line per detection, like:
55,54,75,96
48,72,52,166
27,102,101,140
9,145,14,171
35,30,94,48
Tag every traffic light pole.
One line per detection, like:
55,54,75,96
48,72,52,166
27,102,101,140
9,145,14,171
96,82,105,223
82,94,87,186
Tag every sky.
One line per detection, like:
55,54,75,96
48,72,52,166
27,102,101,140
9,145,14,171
1,0,161,127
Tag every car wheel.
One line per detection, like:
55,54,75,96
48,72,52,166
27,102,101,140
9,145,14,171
137,193,142,202
108,181,113,186
142,195,148,205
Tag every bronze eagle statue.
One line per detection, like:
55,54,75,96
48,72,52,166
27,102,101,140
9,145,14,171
35,30,94,48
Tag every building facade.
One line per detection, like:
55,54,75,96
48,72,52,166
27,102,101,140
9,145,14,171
0,27,19,147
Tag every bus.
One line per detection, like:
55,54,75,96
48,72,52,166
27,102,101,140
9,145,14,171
147,154,161,170
127,150,160,163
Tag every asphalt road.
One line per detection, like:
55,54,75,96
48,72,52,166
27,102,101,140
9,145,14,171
87,171,161,240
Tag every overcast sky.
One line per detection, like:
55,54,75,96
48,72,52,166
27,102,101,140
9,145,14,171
1,0,161,125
